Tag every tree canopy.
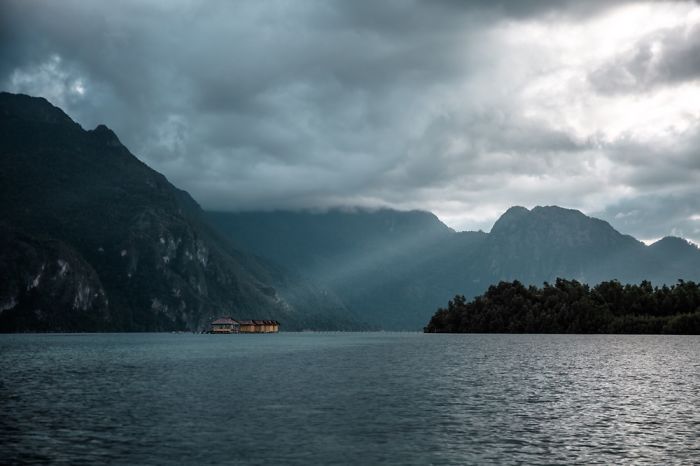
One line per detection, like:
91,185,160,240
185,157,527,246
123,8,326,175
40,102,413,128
424,279,700,334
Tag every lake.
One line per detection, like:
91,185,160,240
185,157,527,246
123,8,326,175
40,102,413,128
1,333,698,465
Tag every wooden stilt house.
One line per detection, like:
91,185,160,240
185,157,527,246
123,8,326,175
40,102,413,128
210,317,240,334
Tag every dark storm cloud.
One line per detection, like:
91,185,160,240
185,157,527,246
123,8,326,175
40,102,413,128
595,191,700,243
607,127,700,187
592,124,700,240
1,0,699,243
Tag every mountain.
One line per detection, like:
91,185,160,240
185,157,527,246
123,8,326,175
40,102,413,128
210,208,456,285
5,92,695,332
646,236,700,282
209,206,700,330
209,209,487,329
0,92,366,332
480,205,646,283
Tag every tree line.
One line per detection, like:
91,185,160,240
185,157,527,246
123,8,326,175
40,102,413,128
424,278,700,334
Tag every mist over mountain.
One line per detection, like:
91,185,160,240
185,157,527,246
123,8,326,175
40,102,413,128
0,92,366,332
210,206,700,330
2,92,698,332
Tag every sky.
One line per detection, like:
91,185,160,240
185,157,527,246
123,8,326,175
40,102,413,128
2,0,699,243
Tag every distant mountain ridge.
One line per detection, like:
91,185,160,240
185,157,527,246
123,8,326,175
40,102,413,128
209,206,700,330
0,92,366,332
3,92,697,332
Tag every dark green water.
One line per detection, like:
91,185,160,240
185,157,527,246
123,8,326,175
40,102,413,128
1,333,698,465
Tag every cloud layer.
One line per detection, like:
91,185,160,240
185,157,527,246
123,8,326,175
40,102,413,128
2,0,699,242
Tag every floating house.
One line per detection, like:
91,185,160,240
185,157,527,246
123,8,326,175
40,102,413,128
211,317,240,334
236,320,256,333
210,318,279,334
263,320,280,333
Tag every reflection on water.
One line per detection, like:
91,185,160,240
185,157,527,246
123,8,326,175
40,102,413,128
1,333,698,465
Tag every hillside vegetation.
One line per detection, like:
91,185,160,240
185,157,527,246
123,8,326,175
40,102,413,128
424,279,700,334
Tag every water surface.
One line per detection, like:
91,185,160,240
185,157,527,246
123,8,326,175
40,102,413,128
1,333,698,465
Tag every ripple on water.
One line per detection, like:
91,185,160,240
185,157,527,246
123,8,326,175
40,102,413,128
0,333,698,465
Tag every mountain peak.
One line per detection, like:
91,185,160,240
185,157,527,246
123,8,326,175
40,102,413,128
490,206,530,235
504,205,529,215
489,204,636,251
0,92,77,127
89,124,122,147
650,236,699,253
492,205,608,232
531,205,585,216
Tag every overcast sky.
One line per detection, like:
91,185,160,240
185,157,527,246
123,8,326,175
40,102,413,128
2,0,699,243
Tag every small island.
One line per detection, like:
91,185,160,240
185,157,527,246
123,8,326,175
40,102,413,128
424,278,700,334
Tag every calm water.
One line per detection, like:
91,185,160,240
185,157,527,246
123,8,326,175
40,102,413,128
0,333,698,465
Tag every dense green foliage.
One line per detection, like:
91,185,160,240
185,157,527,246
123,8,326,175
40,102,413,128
425,279,700,334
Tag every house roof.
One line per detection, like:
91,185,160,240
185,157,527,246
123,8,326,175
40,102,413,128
213,318,278,326
212,317,238,325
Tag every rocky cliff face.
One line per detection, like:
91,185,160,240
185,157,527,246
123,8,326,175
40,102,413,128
0,224,109,331
0,92,365,332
